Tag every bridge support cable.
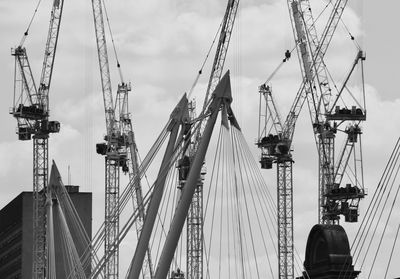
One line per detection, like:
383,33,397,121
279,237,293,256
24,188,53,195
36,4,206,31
127,95,190,279
383,223,400,279
338,138,400,278
55,201,87,279
201,117,307,278
238,125,307,277
117,72,310,279
366,179,400,278
153,73,231,279
91,102,202,278
64,116,169,276
356,138,400,265
26,161,95,279
88,121,171,269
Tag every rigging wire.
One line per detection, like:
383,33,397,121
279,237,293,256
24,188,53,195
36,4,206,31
338,11,361,50
234,125,309,276
383,223,400,279
187,13,224,99
262,46,297,86
101,0,124,83
355,138,400,253
358,144,400,270
19,0,43,46
339,138,400,279
216,131,229,278
233,127,276,277
313,0,331,26
201,120,280,278
367,178,400,278
88,118,189,277
204,126,225,279
232,127,262,279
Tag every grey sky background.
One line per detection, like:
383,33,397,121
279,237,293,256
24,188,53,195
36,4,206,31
1,0,400,277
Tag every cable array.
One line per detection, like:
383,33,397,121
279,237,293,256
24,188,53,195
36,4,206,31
339,138,400,278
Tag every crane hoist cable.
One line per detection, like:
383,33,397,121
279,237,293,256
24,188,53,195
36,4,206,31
261,46,297,87
326,0,362,50
19,0,43,46
187,16,224,99
311,0,331,26
101,0,124,83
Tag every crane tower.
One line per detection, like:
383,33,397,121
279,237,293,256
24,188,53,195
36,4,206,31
257,0,363,278
288,0,366,225
91,0,153,277
177,1,239,278
10,0,64,277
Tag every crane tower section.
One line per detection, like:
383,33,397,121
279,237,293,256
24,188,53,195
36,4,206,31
177,1,239,278
91,0,153,277
257,85,294,279
10,0,64,277
288,0,366,224
91,0,123,277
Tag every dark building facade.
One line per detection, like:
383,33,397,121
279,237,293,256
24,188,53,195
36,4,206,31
0,187,92,278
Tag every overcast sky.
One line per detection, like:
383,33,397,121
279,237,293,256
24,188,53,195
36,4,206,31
1,0,400,278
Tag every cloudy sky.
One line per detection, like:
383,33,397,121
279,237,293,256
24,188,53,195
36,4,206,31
1,0,400,277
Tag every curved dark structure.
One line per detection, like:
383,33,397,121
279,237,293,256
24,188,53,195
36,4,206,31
296,224,360,279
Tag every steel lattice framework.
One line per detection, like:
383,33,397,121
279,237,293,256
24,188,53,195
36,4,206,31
104,159,120,278
184,1,239,278
277,160,294,278
91,1,121,276
287,0,365,227
91,1,153,277
186,176,204,279
32,137,48,278
117,82,154,279
257,1,358,278
10,1,64,277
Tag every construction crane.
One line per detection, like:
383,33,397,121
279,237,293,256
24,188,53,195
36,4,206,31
287,0,366,225
257,84,294,279
257,0,360,278
177,0,239,278
10,0,64,278
91,0,153,278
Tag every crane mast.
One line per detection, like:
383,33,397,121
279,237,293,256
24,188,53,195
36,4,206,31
91,1,121,277
202,0,240,111
257,85,294,279
178,1,239,279
91,1,153,277
116,83,154,278
257,1,354,277
288,0,365,225
10,0,63,278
